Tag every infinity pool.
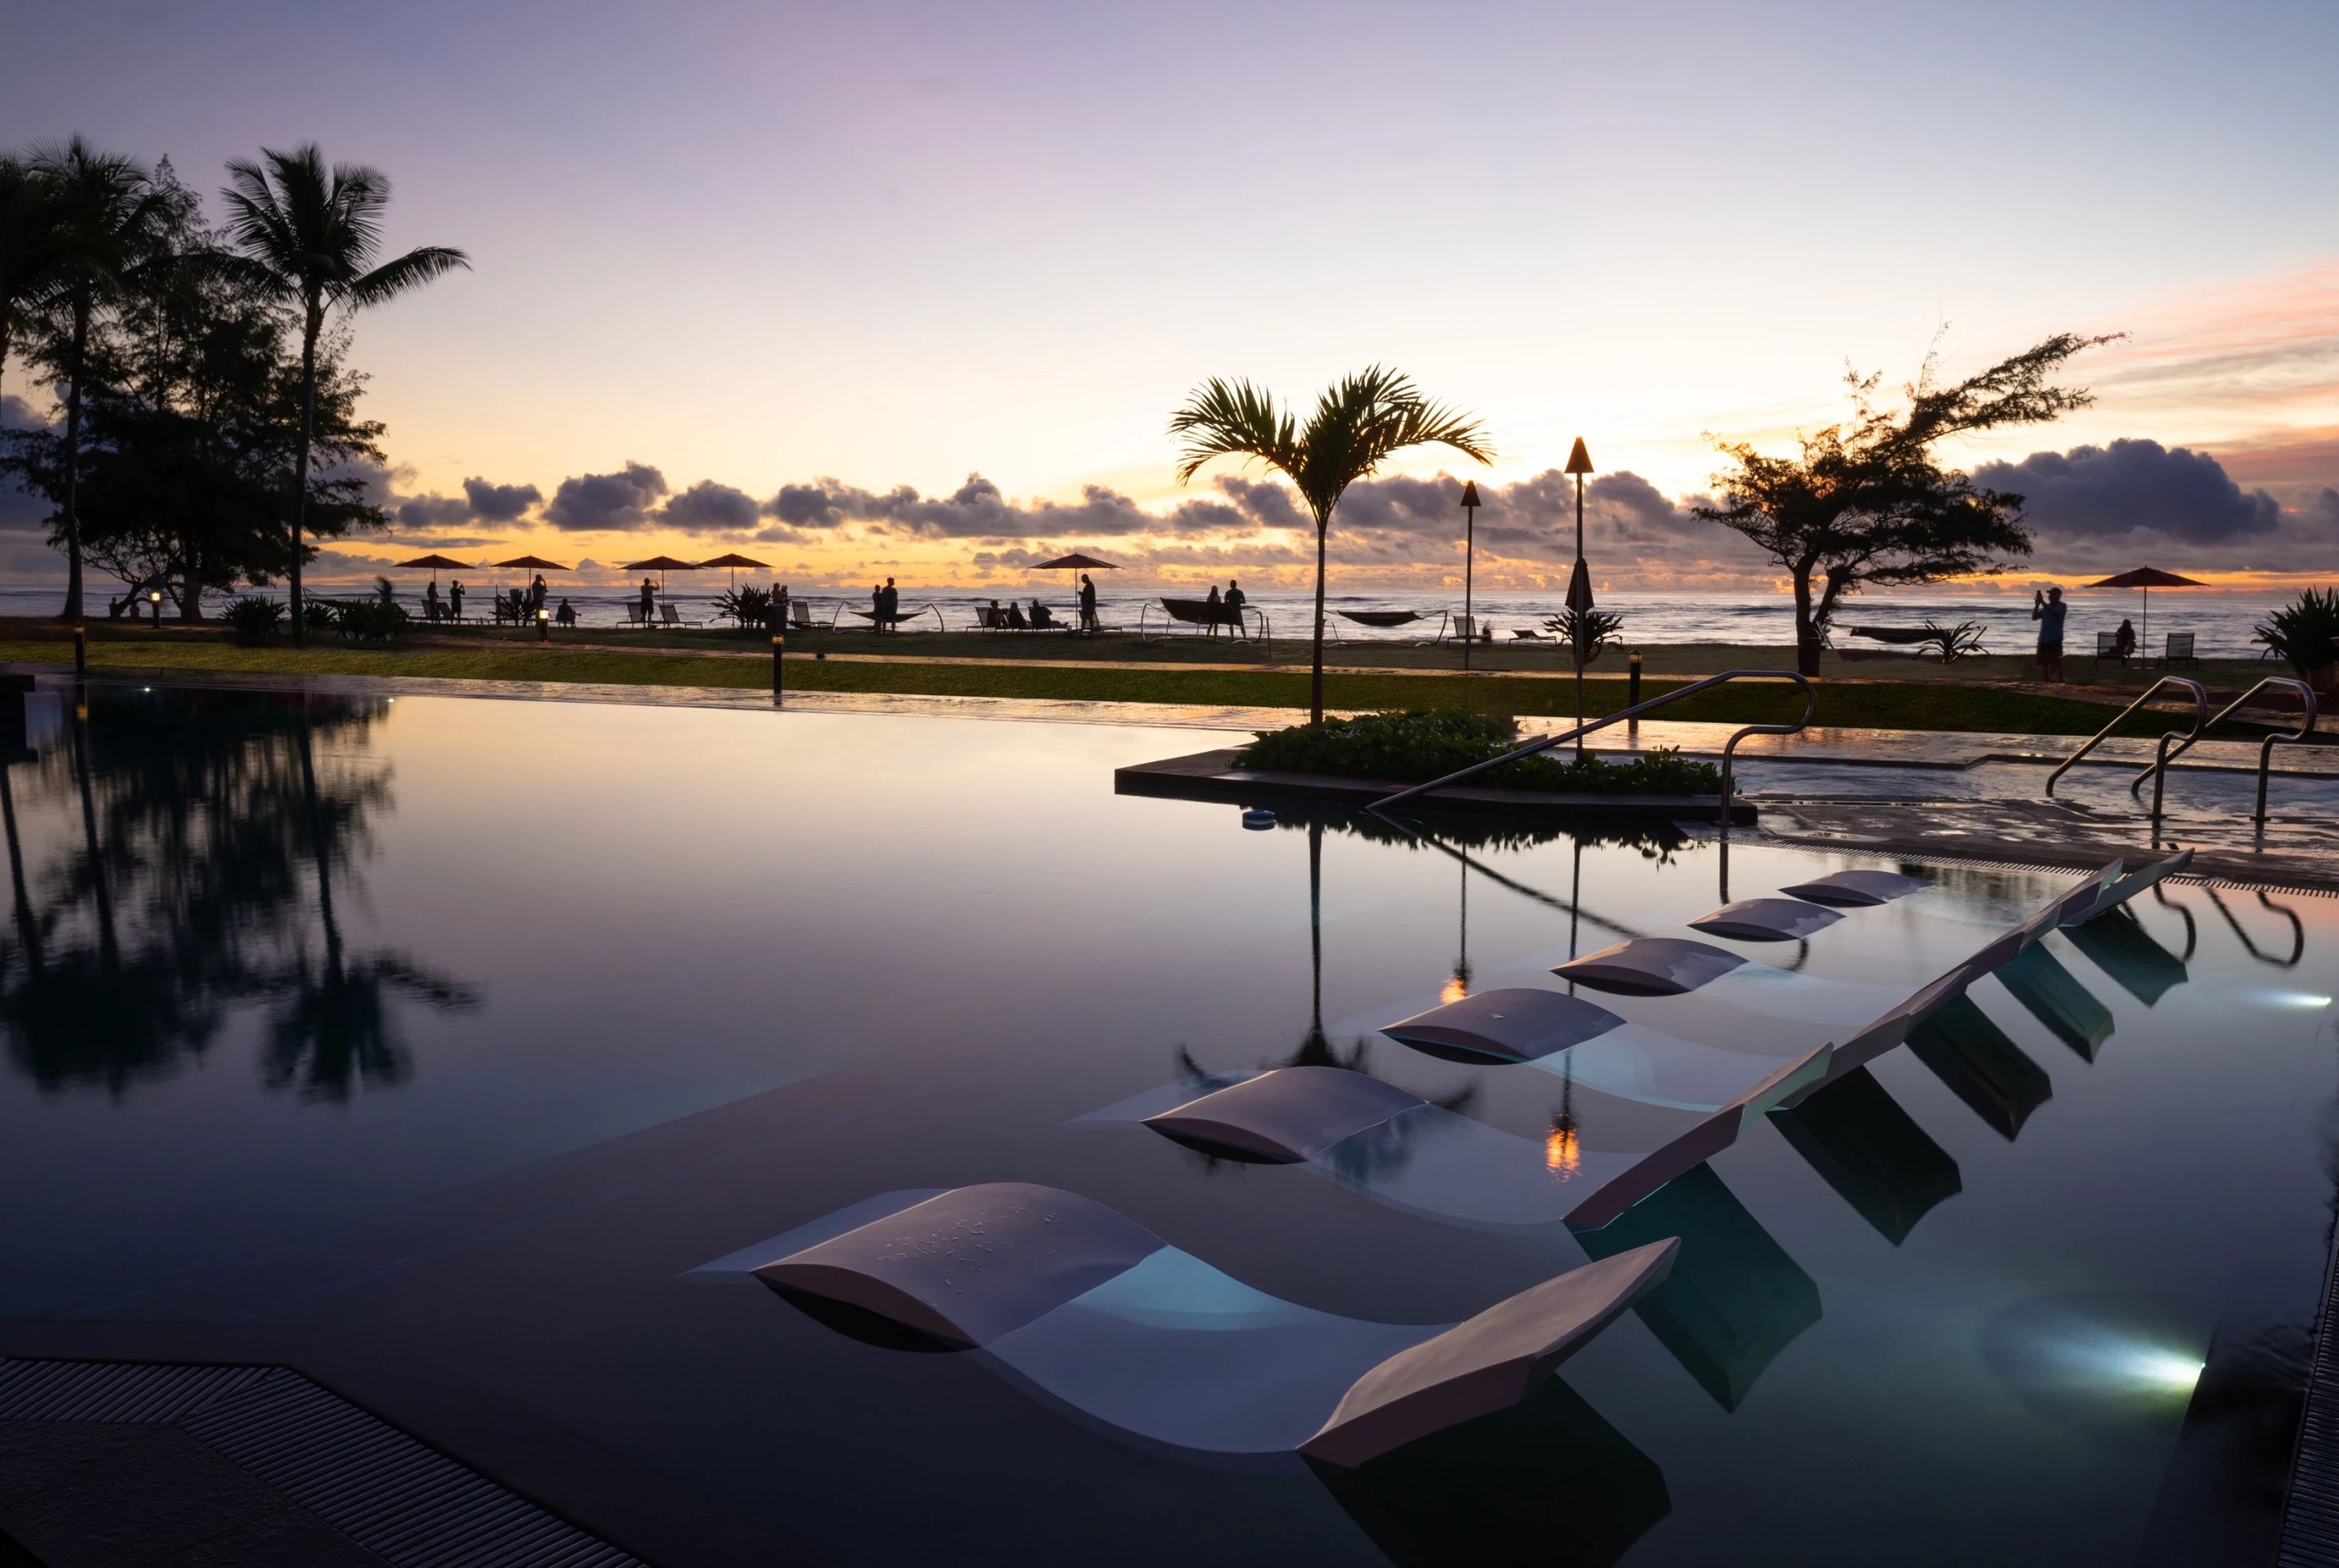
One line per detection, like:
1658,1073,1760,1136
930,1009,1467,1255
4,682,2335,1565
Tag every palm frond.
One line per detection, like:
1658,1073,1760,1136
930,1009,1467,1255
342,245,471,310
1168,377,1298,485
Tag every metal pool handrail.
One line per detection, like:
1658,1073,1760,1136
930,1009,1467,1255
2044,676,2207,820
2124,676,2317,825
1368,669,1815,818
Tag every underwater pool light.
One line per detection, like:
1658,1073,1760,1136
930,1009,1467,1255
2123,1349,2205,1391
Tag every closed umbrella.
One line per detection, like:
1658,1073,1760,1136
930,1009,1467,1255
2086,567,2205,655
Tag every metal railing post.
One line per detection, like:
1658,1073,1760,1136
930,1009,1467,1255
2044,677,2206,799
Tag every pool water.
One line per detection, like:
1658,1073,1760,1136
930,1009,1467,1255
4,682,2336,1565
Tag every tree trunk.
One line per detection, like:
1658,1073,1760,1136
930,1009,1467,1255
60,295,90,621
1309,514,1329,724
290,305,321,644
1791,562,1821,676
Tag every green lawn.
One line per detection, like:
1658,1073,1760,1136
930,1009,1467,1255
0,634,2192,736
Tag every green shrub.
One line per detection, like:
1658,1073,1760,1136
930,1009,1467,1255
223,596,285,644
713,584,773,630
334,598,411,643
303,599,338,633
1238,709,1722,795
2256,587,2339,679
1540,607,1625,666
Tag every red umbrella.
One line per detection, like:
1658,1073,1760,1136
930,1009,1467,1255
495,555,571,572
2087,567,2206,652
397,553,474,585
1032,553,1118,630
699,551,770,590
623,555,703,591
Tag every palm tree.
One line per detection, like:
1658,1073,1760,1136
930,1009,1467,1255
219,145,467,639
1170,366,1491,724
27,138,156,620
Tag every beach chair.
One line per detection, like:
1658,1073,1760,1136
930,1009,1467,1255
616,603,651,629
659,602,699,629
2094,630,2121,668
2158,631,2197,669
789,599,817,630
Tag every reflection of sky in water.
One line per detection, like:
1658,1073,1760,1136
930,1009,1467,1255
3,683,2336,1565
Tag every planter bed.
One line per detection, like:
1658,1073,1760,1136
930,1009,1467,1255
1115,747,1756,823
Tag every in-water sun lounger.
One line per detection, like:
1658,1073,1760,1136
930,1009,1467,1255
732,1182,1678,1466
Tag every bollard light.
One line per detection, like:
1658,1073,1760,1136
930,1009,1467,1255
537,606,550,642
148,589,163,628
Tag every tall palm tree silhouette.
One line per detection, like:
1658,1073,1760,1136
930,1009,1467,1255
220,145,468,638
1170,368,1491,724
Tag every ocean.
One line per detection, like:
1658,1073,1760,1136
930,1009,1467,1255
1,579,2302,659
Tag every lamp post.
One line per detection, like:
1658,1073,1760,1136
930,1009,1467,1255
1563,438,1595,758
148,588,164,630
1459,480,1480,672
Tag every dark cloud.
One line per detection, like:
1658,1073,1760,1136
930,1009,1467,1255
1212,474,1306,529
1973,439,2281,545
0,393,48,432
387,535,503,552
396,493,473,531
658,480,761,533
543,462,669,531
2311,487,2339,525
463,477,541,522
761,472,1244,541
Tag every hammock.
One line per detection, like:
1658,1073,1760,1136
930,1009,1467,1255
1337,609,1431,628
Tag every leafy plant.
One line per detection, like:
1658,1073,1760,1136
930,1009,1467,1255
1920,618,1988,662
1540,607,1625,667
223,594,284,643
1239,709,1722,796
333,597,408,642
2255,587,2339,681
303,599,337,632
713,583,772,630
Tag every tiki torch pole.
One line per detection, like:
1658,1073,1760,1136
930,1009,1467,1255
1562,438,1595,759
1459,480,1480,672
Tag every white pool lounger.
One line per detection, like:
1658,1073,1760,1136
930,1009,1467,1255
746,1182,1677,1466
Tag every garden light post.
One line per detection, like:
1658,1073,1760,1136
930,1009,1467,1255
537,606,549,643
148,589,163,629
1563,438,1595,758
772,631,786,704
1459,480,1480,672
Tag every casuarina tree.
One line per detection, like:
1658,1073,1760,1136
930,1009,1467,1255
26,138,158,620
1171,366,1491,723
1695,333,2115,675
220,145,466,639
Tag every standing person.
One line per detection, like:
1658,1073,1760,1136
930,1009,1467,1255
1223,578,1246,638
424,579,442,621
449,578,465,620
639,577,656,626
531,573,547,613
1078,573,1099,634
771,584,790,631
1203,582,1223,640
870,581,884,631
2032,586,2068,683
884,577,900,633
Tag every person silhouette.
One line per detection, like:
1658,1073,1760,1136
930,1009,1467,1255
639,577,656,625
1204,582,1223,639
2032,587,2068,683
449,578,465,620
1078,573,1099,633
1223,578,1246,637
556,597,576,628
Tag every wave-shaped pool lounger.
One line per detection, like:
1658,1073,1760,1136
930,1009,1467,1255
743,1182,1678,1467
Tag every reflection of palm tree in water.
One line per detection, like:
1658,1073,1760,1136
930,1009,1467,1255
0,687,476,1098
265,701,479,1100
1169,816,1476,1180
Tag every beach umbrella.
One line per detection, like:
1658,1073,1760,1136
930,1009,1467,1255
2086,567,2206,653
699,551,770,590
622,555,702,591
494,555,571,572
398,553,474,584
1032,552,1118,629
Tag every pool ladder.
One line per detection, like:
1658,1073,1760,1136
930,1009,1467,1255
1370,669,1815,820
2045,675,2317,826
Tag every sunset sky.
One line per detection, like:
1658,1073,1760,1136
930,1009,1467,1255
4,0,2335,595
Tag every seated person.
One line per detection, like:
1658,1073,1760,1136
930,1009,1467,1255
2112,618,2137,665
555,598,576,627
983,599,1004,629
1030,599,1057,628
1006,601,1028,630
